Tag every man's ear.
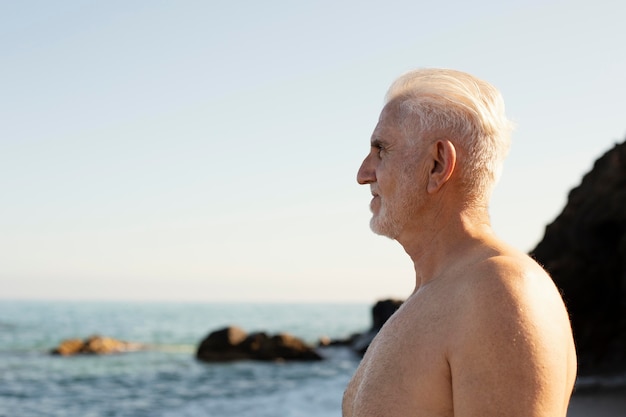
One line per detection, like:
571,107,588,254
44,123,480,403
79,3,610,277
427,140,456,194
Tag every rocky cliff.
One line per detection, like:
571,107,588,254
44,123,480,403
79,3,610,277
531,139,626,375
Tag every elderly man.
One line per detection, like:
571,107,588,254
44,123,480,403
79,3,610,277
343,69,577,417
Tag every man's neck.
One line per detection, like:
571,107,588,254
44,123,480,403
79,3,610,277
397,207,494,290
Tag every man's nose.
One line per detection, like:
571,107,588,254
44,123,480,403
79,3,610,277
357,154,376,184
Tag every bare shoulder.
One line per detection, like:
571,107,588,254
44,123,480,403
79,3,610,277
459,251,563,310
457,251,570,332
447,249,577,416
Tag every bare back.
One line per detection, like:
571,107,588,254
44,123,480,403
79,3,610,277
343,242,577,417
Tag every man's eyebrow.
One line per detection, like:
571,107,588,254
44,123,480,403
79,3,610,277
371,137,386,147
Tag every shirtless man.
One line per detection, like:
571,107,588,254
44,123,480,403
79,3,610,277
343,69,577,417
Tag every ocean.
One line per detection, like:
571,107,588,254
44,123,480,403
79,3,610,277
0,301,371,417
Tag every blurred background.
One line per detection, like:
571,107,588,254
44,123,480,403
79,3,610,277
2,0,625,303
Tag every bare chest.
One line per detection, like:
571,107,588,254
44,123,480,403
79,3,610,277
343,294,456,417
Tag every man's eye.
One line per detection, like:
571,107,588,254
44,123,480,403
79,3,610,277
371,141,385,157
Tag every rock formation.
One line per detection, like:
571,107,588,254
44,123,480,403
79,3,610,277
196,326,322,362
51,335,144,356
351,298,403,354
319,298,403,355
531,139,626,375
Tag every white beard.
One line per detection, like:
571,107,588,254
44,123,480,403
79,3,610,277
370,182,423,240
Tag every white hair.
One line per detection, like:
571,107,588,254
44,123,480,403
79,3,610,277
385,68,514,203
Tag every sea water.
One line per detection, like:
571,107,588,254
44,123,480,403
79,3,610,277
0,301,371,417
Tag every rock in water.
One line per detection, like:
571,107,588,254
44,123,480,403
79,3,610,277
531,139,626,375
196,326,322,362
318,299,403,355
51,335,143,356
259,333,322,361
353,299,403,354
52,338,85,356
195,326,251,361
371,299,403,331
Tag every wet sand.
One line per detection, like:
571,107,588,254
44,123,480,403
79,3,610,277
567,387,626,417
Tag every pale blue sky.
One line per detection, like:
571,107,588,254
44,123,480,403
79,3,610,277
2,1,625,302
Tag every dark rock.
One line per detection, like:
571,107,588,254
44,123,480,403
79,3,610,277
371,299,403,330
317,299,403,355
351,329,379,355
51,335,143,356
196,326,322,362
317,332,361,347
195,326,251,361
353,299,403,354
530,139,626,375
259,333,322,361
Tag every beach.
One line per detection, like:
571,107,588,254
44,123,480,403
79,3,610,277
568,386,626,417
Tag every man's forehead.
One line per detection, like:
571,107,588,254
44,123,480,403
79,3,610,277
371,106,402,140
379,101,400,120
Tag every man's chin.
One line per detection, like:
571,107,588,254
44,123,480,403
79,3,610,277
369,217,397,239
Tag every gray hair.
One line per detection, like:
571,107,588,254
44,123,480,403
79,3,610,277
386,68,514,202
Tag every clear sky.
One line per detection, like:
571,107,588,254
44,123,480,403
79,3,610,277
2,1,625,302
